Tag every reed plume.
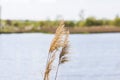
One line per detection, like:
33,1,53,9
49,22,65,53
44,21,70,80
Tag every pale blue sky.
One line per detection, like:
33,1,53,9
1,0,120,20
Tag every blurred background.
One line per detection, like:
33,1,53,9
0,0,120,33
0,0,120,80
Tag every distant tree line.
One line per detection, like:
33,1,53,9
2,16,120,28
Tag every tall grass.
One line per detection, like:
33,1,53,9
43,21,70,80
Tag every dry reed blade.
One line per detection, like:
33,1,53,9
44,52,56,80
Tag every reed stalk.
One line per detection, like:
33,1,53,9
43,21,70,80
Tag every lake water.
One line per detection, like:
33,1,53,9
0,33,120,80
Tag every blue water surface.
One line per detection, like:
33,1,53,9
0,33,120,80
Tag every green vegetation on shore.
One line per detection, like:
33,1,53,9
1,16,120,33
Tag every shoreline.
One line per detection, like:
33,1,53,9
1,32,120,35
1,26,120,34
0,26,120,34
